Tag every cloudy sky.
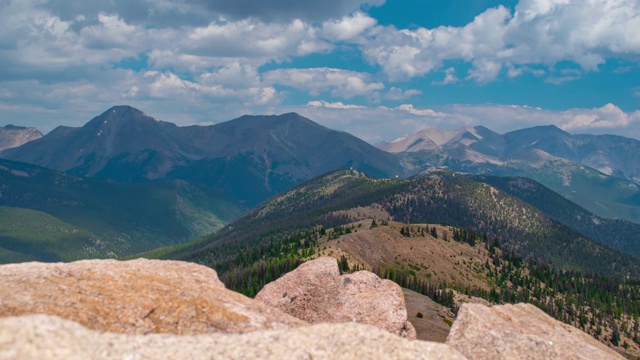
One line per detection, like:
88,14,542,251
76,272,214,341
1,0,639,143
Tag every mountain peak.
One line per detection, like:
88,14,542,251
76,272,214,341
84,105,163,132
0,124,43,152
99,105,149,121
505,124,569,139
2,124,28,131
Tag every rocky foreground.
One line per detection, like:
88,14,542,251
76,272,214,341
0,257,624,359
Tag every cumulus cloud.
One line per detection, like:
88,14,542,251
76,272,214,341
560,103,640,131
382,87,422,101
191,0,386,23
321,12,377,42
263,68,384,98
307,100,366,109
1,0,638,141
360,0,640,83
433,67,459,85
184,19,331,59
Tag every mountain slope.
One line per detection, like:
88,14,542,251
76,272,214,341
0,206,109,263
0,124,42,151
160,169,640,280
170,113,405,205
469,174,640,258
0,158,245,259
1,107,405,207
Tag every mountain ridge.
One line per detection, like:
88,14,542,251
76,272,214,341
1,106,405,207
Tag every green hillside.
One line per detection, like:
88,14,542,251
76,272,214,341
0,159,246,260
471,174,640,259
156,169,640,281
0,206,109,263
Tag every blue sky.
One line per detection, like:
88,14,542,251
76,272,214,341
0,0,639,143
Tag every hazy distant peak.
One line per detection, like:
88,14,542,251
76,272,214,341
380,125,492,153
2,124,27,130
0,124,43,151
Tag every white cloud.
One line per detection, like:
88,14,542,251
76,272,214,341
360,0,640,83
263,68,384,98
189,0,385,23
321,12,377,42
307,100,366,109
395,104,447,118
433,67,459,85
560,103,640,131
80,13,139,49
383,87,422,100
185,19,331,59
0,2,334,80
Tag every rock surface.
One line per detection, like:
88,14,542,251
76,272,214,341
0,314,467,360
255,256,416,339
447,303,624,360
0,259,306,335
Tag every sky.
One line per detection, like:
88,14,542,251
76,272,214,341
1,0,639,143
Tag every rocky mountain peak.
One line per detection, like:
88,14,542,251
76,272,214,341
85,105,160,131
0,124,43,152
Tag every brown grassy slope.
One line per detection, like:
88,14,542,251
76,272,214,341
318,221,492,291
402,288,454,342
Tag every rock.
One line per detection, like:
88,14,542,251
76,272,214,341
0,259,306,335
255,256,416,339
446,303,624,360
0,314,468,360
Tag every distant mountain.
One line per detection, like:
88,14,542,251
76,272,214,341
1,106,405,206
379,125,640,223
0,124,42,151
0,158,245,260
161,169,640,280
169,113,405,205
0,106,201,182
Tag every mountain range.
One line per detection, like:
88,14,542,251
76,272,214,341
379,125,640,223
1,106,404,207
2,105,640,263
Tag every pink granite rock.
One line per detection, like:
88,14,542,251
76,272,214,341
256,256,416,339
0,258,306,335
447,303,624,360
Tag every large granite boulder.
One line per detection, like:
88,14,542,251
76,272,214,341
0,259,306,334
255,256,416,339
446,303,624,360
0,314,467,360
